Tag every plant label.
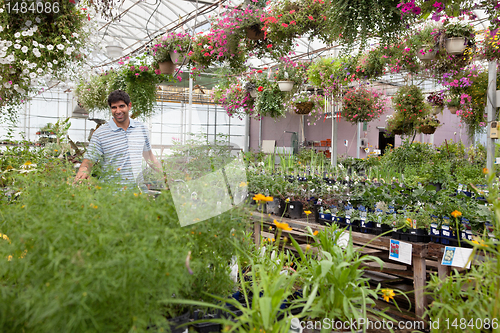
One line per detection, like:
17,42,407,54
389,239,412,265
441,246,473,269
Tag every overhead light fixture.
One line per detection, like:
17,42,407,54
72,104,88,119
106,45,123,59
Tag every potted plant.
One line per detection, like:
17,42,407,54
427,91,445,114
445,95,461,114
416,115,442,135
482,29,500,62
411,24,440,62
154,32,191,65
341,86,388,124
390,85,429,138
442,22,475,55
285,90,325,118
273,59,308,92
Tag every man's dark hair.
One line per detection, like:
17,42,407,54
108,90,131,106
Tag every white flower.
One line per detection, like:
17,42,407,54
6,54,15,62
15,40,21,43
0,26,3,32
47,45,54,50
21,31,27,37
33,41,38,47
22,69,29,74
39,44,45,49
52,60,58,64
14,32,20,38
27,31,33,36
36,68,43,74
32,25,38,31
47,62,52,68
0,8,4,13
4,82,11,88
0,51,5,58
25,20,32,27
72,33,79,38
56,44,64,50
29,72,36,78
1,47,8,52
21,46,28,53
14,44,21,49
35,17,41,23
6,41,12,47
32,47,39,53
34,52,41,58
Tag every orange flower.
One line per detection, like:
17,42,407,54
451,210,462,218
273,219,292,231
483,167,489,174
313,230,319,236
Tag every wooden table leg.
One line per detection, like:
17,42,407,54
438,262,451,279
254,220,261,247
413,255,428,320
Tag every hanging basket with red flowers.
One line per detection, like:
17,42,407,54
341,86,388,124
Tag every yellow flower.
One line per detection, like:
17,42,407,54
239,181,247,187
381,289,395,302
95,186,101,190
1,233,11,243
273,219,292,231
304,210,312,215
23,161,32,166
406,218,412,224
6,165,13,170
54,149,58,152
305,244,311,251
253,193,268,202
451,210,462,218
285,198,290,203
264,196,273,202
483,167,489,174
313,230,319,236
134,193,139,197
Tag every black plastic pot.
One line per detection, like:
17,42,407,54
276,198,287,217
167,311,191,333
313,204,321,223
192,310,221,333
360,220,375,234
288,201,303,219
407,228,429,243
391,230,401,240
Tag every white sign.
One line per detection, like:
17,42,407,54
344,140,348,146
389,239,412,265
441,246,473,269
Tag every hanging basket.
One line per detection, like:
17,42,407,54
445,37,467,55
420,125,437,135
277,81,295,92
294,102,314,114
392,128,404,135
431,105,443,115
448,106,458,114
158,61,176,75
249,89,257,98
417,46,438,62
246,25,265,41
169,51,185,64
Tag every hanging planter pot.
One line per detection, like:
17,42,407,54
245,24,265,41
445,37,467,55
431,105,443,115
496,90,500,108
416,46,437,62
169,51,185,64
294,102,314,114
158,61,176,75
249,89,257,98
277,81,294,92
448,106,458,114
420,125,437,135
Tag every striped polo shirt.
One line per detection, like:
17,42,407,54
84,117,152,185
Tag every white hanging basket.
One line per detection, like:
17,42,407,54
431,105,443,115
169,51,185,64
445,37,467,55
277,80,294,92
416,46,437,62
249,89,257,98
496,90,500,108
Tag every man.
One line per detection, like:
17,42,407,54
74,90,162,187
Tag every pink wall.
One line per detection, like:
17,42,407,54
249,106,471,156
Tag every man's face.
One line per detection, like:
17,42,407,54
110,100,131,124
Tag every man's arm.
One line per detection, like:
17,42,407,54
143,150,163,174
74,159,94,183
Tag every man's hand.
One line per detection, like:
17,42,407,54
74,159,94,184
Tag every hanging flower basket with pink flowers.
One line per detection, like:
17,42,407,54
341,86,388,124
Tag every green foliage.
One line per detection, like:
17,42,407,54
0,161,247,333
255,81,286,118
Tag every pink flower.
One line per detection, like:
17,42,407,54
282,23,288,27
135,73,140,76
155,69,161,75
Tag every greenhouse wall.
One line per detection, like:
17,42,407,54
249,106,471,157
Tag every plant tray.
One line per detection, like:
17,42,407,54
294,102,314,114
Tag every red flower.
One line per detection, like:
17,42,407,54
258,86,264,92
282,23,288,27
308,16,314,20
257,70,263,73
267,44,273,48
